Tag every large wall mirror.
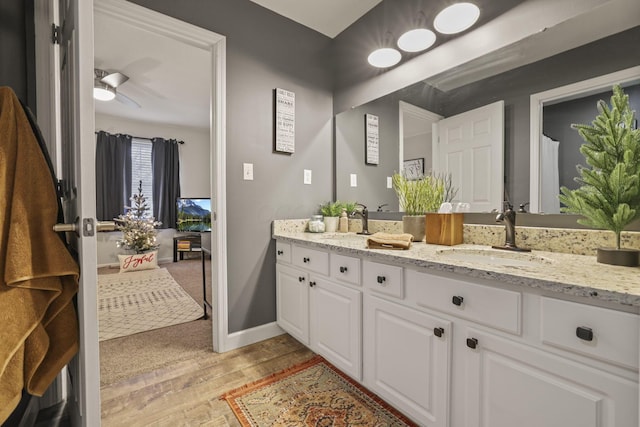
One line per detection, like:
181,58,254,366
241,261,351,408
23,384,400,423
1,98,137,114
335,26,640,217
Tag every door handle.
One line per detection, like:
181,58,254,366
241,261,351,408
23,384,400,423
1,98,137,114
96,221,116,232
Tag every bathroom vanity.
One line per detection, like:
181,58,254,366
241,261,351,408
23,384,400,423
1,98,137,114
273,222,639,427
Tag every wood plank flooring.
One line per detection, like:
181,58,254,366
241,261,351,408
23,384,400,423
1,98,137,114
100,333,314,426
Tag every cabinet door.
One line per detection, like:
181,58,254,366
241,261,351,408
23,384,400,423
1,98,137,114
460,327,638,427
310,276,362,380
364,294,451,427
276,264,309,345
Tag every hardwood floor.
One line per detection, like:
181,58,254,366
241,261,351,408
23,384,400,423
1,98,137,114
100,333,314,426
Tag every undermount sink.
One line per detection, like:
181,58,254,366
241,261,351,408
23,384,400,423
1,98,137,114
436,248,552,267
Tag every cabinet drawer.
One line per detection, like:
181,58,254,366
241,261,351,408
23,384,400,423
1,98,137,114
363,261,403,299
292,245,329,276
541,297,639,370
407,269,521,334
330,253,361,286
275,241,291,263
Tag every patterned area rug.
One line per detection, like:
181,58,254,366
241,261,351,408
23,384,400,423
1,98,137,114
98,267,203,341
221,355,417,426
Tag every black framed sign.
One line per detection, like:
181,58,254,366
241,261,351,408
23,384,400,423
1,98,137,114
274,88,295,154
403,158,425,180
365,113,379,165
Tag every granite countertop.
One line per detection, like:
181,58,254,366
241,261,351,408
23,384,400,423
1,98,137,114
273,231,640,309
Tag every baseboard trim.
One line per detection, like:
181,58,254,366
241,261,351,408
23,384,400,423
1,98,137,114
224,322,285,351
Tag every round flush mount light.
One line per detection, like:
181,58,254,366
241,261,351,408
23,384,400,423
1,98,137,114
367,48,402,68
434,2,480,35
93,84,116,101
397,29,436,53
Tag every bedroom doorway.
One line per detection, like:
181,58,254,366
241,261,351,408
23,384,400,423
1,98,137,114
92,0,228,363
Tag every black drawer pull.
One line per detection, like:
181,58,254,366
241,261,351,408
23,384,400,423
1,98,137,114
340,266,348,273
466,337,478,349
298,276,305,282
303,257,310,263
277,250,284,255
452,295,464,306
377,275,386,284
309,281,316,288
434,327,444,338
576,326,593,342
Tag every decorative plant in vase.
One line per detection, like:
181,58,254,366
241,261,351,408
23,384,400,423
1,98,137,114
115,181,162,254
319,200,345,232
558,85,640,266
392,172,445,241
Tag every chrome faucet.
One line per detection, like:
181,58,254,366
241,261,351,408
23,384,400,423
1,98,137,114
350,203,371,235
492,202,531,252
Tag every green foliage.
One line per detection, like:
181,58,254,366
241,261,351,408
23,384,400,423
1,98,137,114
115,181,161,253
319,201,345,217
392,172,445,215
558,85,640,249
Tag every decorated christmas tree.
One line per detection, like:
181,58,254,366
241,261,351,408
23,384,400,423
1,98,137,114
116,181,161,253
558,85,640,251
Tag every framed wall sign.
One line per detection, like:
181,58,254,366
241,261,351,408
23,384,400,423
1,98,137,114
274,88,295,154
403,158,425,180
364,113,379,165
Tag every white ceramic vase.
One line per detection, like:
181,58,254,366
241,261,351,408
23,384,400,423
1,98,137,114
324,216,339,233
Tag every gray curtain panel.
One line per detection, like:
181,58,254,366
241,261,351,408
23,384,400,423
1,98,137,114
151,138,181,229
95,131,132,221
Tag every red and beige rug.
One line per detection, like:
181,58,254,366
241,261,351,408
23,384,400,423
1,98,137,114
221,355,417,426
97,267,203,341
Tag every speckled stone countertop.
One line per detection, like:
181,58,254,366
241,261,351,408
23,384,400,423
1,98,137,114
273,220,640,310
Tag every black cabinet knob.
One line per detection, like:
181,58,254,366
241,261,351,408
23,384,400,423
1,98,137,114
309,281,316,288
303,257,310,263
466,337,478,349
452,295,464,306
340,266,348,273
434,327,444,338
377,275,386,284
298,276,305,282
576,326,594,342
277,250,283,255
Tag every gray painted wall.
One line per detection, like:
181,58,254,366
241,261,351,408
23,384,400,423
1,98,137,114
544,84,640,192
0,0,33,108
128,0,334,333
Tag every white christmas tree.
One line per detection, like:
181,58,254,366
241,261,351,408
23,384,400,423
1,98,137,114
116,181,161,253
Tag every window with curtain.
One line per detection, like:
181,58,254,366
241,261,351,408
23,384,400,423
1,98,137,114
96,131,181,229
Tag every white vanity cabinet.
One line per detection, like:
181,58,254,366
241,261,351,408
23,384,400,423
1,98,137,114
276,242,362,380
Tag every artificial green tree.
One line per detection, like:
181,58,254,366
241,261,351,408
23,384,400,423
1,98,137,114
558,85,640,250
116,181,162,253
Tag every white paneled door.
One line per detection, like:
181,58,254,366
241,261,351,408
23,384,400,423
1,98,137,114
433,101,504,212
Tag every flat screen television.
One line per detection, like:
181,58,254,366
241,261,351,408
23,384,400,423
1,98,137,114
176,197,212,232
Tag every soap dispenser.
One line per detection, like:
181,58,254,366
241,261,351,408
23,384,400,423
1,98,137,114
339,208,349,233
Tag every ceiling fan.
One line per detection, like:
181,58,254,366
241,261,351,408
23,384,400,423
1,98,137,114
93,69,141,108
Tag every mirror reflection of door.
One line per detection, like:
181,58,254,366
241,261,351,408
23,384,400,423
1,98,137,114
432,100,505,212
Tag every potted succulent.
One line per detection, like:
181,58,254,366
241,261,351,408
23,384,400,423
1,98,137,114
319,201,345,232
392,172,445,241
558,85,640,266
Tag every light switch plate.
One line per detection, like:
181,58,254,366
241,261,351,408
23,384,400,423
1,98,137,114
243,163,253,180
304,169,312,185
350,174,357,187
387,176,393,189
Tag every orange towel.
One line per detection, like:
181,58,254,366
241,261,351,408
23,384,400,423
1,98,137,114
0,87,79,424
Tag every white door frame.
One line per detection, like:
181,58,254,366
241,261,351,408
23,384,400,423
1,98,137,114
93,0,229,352
529,65,640,213
398,100,442,176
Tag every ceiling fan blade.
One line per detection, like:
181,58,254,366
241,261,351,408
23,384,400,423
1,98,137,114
115,92,141,109
101,72,129,88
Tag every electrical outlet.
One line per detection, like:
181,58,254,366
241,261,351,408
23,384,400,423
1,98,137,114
387,176,393,189
304,169,312,185
350,174,357,187
243,163,253,180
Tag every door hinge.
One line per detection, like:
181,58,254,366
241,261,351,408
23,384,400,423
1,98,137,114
51,24,60,45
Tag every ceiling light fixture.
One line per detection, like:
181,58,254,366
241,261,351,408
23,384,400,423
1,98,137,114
434,2,480,35
93,83,116,101
397,29,436,53
367,47,402,68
